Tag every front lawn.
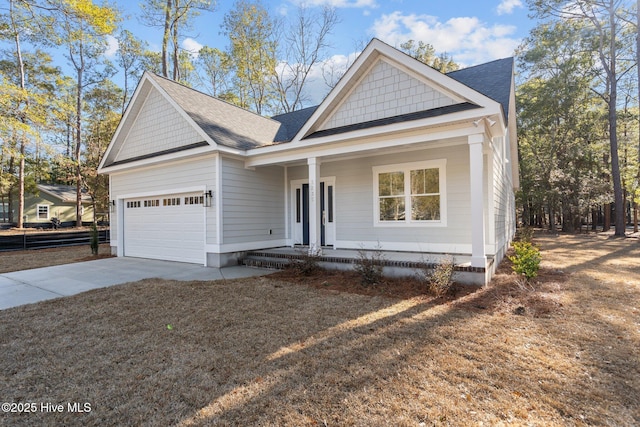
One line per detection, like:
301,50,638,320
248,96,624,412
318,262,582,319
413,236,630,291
0,244,112,274
0,234,638,426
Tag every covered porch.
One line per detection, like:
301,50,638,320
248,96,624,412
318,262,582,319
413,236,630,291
242,246,494,286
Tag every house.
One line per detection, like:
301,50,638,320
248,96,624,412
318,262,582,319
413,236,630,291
24,184,94,227
98,39,519,285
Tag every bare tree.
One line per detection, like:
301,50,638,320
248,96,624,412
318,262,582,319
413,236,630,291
273,5,338,112
140,0,214,81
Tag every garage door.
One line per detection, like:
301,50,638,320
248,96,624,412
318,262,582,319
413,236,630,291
123,192,205,264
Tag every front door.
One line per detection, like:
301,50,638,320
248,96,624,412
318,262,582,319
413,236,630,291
292,178,335,246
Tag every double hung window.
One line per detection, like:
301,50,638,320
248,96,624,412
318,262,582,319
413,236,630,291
373,160,446,226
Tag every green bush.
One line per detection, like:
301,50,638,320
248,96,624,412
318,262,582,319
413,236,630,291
516,226,534,243
90,223,99,256
508,241,541,280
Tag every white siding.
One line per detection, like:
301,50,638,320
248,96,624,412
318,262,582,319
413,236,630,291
110,155,217,246
114,89,203,163
289,143,473,253
222,158,285,245
493,135,516,261
322,60,456,130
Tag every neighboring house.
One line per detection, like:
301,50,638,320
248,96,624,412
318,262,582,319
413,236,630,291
98,39,519,285
23,184,94,227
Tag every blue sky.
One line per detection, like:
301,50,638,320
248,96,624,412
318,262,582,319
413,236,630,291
111,0,534,68
103,0,534,103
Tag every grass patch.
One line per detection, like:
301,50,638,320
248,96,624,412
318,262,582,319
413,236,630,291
0,234,638,425
0,244,113,274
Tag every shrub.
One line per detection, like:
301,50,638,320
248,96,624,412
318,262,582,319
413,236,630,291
417,255,455,297
288,250,320,276
90,223,99,255
516,226,534,243
430,255,456,296
354,245,385,286
508,241,541,280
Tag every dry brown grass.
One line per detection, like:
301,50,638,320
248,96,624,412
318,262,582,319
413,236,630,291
0,234,638,426
0,244,113,274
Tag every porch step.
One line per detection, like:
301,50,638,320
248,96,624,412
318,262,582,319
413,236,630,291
242,254,292,270
242,248,493,286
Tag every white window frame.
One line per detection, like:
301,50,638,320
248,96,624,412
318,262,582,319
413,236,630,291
373,159,447,227
37,204,50,220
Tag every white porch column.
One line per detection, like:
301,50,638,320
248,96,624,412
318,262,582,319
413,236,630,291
307,157,322,255
468,134,486,268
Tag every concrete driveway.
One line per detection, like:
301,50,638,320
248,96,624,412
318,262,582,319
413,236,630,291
0,257,274,310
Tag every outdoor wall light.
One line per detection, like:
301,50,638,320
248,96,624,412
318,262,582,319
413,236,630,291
204,190,213,207
110,200,115,212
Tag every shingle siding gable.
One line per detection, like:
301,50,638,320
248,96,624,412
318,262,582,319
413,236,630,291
321,60,458,131
114,88,203,163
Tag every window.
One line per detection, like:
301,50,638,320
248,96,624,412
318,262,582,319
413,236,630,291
373,160,446,226
184,196,204,205
37,204,49,220
0,203,8,221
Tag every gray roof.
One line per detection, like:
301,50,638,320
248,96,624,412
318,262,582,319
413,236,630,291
305,102,480,139
271,106,319,143
38,184,92,203
148,74,281,150
447,57,514,120
144,55,513,148
272,56,515,142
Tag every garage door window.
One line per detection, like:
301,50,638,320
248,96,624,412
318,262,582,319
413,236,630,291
184,196,204,205
163,198,181,206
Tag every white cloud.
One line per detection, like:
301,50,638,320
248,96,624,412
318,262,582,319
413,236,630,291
497,0,523,15
275,50,362,106
105,35,119,58
182,38,204,58
370,11,521,65
288,0,378,8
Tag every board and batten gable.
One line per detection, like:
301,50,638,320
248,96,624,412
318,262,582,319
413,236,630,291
109,155,217,248
220,157,285,248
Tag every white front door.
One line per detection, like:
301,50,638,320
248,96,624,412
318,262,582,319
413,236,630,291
292,178,335,246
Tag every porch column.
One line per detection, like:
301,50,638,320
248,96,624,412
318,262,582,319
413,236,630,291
468,134,486,268
307,157,322,255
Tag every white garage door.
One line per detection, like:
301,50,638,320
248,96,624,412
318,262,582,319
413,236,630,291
123,192,205,264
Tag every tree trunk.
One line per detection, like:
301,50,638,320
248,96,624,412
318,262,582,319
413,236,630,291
604,203,611,231
162,0,172,78
607,3,625,236
172,12,179,81
12,0,27,229
636,0,640,234
18,149,25,228
75,46,84,228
